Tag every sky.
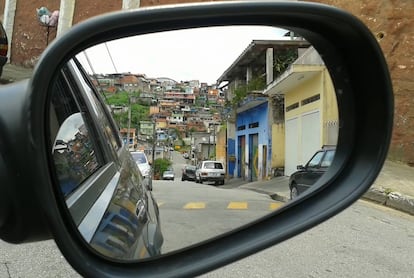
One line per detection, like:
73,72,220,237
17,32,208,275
77,26,288,85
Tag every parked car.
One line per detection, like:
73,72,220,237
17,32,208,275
181,165,196,181
195,160,225,185
48,60,163,260
0,21,8,77
162,169,175,181
289,146,336,199
183,152,189,159
131,150,153,190
131,151,150,172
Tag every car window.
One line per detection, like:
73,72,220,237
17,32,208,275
321,149,335,167
132,152,147,164
70,60,121,153
204,162,223,169
50,76,101,198
307,151,324,168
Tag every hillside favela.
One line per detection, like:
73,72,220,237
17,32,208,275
87,34,338,183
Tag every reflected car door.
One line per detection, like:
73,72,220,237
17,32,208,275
50,59,162,260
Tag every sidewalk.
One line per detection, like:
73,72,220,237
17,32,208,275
229,159,414,216
0,63,33,84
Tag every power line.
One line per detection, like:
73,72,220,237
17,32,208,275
105,42,118,73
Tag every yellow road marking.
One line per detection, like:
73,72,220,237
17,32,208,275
227,202,248,209
184,202,206,209
157,202,164,207
269,202,283,210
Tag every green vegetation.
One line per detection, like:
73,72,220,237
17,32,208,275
153,158,172,178
103,91,151,129
230,75,266,107
273,49,298,75
230,49,298,108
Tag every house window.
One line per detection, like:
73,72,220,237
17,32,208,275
301,94,320,106
237,125,246,131
286,102,299,112
249,122,259,128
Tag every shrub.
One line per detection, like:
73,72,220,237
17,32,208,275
153,158,171,178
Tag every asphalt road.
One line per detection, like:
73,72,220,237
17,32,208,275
202,200,414,278
0,152,412,277
1,200,413,277
153,179,282,253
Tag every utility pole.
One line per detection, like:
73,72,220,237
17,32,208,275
126,98,131,151
213,124,216,160
208,129,211,159
151,118,156,178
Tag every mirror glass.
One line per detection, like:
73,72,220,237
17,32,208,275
48,25,338,261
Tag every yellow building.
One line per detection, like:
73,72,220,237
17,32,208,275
265,47,338,175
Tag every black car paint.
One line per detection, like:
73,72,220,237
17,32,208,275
182,165,196,181
50,60,163,260
289,148,336,198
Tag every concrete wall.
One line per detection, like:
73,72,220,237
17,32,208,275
271,123,285,168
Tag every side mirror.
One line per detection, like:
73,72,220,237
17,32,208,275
297,165,305,170
0,2,392,277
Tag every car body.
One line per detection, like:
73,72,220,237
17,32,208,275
162,169,175,180
183,152,189,159
289,146,336,199
0,21,8,77
195,160,225,185
49,60,163,260
181,165,196,181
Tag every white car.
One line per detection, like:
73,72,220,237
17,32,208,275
162,169,175,181
131,151,152,189
195,160,225,185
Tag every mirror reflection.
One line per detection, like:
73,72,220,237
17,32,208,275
49,25,338,261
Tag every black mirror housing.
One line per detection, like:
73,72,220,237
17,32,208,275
0,2,393,277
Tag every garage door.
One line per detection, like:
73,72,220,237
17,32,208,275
285,117,298,176
301,110,321,165
285,110,321,176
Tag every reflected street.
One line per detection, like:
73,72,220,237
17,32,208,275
153,150,283,253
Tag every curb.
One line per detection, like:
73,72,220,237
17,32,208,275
269,193,289,203
362,189,414,216
239,184,414,216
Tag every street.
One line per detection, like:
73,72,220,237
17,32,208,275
155,150,285,253
1,200,413,277
153,180,282,253
202,200,414,278
0,152,413,277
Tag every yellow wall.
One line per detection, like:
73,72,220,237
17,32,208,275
272,123,285,168
321,69,339,145
285,72,323,119
285,67,338,146
322,69,338,121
